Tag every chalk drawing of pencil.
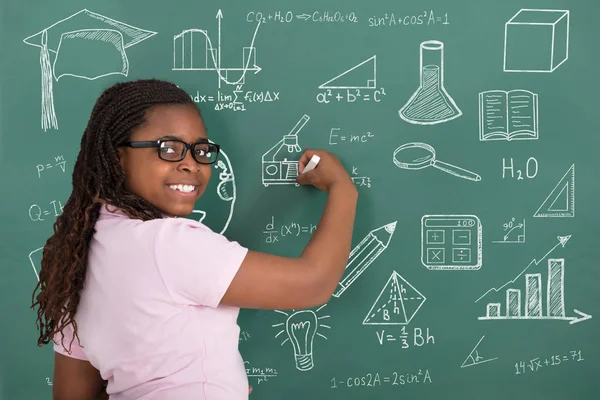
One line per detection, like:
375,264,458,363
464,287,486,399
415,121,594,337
333,221,397,298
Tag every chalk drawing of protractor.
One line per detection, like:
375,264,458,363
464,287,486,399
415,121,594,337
173,9,262,88
333,221,397,298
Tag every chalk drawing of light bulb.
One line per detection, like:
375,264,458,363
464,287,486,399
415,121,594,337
273,305,330,372
286,310,317,371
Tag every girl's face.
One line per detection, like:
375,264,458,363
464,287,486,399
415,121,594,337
118,104,212,217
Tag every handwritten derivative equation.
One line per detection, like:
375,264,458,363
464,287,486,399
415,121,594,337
263,216,317,244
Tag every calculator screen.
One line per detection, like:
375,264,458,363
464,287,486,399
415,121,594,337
421,215,482,270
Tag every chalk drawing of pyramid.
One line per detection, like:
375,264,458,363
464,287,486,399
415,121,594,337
318,55,376,89
363,271,426,325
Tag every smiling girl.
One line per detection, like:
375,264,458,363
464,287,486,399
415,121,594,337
32,79,358,400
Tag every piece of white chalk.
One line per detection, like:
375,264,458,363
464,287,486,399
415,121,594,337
302,155,320,174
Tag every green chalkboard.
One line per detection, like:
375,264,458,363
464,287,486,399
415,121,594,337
2,0,599,399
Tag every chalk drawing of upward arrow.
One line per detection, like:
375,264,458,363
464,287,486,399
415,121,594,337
476,235,571,303
217,9,222,75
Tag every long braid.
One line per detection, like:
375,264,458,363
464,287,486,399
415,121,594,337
32,79,196,349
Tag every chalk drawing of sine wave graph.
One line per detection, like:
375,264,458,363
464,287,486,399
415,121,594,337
173,9,262,87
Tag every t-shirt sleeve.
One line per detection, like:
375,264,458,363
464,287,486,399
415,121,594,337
52,321,89,360
154,218,249,307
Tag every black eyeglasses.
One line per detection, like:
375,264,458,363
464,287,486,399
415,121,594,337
121,139,220,164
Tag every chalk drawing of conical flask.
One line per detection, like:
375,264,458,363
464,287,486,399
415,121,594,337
399,40,462,125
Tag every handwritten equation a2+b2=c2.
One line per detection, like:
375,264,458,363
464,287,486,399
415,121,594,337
263,216,317,243
316,56,386,104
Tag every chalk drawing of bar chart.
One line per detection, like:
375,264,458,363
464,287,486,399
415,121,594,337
476,235,591,325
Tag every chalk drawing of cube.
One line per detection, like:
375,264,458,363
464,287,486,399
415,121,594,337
504,9,569,73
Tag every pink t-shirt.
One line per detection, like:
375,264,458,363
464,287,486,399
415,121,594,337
53,203,249,399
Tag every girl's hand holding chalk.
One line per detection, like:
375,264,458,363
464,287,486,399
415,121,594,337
296,149,355,193
301,155,320,174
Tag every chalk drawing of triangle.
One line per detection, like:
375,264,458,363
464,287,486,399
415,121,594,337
318,55,376,89
534,164,575,218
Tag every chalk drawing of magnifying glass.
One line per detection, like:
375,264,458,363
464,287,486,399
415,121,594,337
393,142,481,182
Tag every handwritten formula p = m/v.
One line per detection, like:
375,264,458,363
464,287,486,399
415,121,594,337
333,222,397,298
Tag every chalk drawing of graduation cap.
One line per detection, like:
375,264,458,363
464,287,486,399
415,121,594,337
23,9,157,131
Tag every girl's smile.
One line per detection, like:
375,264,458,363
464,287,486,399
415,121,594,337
167,183,200,196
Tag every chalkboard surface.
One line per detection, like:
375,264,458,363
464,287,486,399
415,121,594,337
1,0,599,399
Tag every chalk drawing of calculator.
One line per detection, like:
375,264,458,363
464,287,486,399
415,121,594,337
421,215,482,270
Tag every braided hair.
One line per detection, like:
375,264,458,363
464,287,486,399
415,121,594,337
32,79,196,349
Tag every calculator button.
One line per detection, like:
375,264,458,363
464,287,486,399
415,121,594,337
427,248,445,263
426,229,445,244
453,229,471,245
453,248,471,263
